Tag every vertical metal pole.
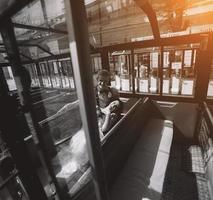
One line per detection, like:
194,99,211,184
0,66,9,94
35,62,44,87
131,49,135,93
43,63,49,87
56,61,63,88
46,61,53,88
159,46,163,96
98,0,103,47
101,48,110,71
180,50,185,95
66,60,72,89
52,61,58,88
168,50,172,94
64,1,109,200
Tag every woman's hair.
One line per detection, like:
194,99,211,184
97,70,111,80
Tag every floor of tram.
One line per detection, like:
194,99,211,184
161,141,198,200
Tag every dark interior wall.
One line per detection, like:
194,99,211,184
152,100,198,139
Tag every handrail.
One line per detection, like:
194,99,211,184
54,135,73,147
101,98,147,145
39,100,79,126
54,98,145,147
33,92,65,105
0,171,19,191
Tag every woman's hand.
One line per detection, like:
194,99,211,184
100,100,120,115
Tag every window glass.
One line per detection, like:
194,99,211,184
163,44,198,96
134,47,160,94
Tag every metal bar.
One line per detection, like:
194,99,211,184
39,63,45,86
46,61,53,88
180,50,185,94
65,60,71,89
159,46,163,95
56,61,63,88
31,64,38,86
101,48,110,71
13,22,68,34
0,66,9,95
40,0,49,27
103,33,203,51
52,61,58,88
0,171,19,191
119,92,197,103
35,62,44,87
20,52,34,61
64,1,109,200
131,49,135,93
37,44,55,56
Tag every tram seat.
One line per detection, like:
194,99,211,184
110,119,173,200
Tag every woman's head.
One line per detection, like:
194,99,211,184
97,70,111,92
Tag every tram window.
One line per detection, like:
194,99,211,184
163,45,198,96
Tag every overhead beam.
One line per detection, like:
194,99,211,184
13,22,68,34
20,52,34,61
